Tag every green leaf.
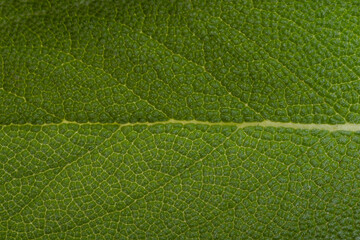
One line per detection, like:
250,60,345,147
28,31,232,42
1,1,360,239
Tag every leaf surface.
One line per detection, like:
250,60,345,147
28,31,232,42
1,1,360,239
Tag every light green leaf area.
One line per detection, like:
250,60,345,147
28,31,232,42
1,124,360,239
1,1,360,239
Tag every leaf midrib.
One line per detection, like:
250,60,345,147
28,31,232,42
1,119,360,132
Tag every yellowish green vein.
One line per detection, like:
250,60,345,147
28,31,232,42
2,119,360,132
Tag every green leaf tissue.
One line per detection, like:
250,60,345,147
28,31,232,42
1,1,360,239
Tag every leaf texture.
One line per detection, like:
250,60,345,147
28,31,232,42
1,1,360,239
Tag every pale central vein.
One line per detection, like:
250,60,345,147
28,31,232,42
2,119,360,132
